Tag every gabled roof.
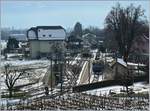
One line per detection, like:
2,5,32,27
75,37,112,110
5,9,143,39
36,26,64,30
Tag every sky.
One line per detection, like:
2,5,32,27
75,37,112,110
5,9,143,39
1,1,149,30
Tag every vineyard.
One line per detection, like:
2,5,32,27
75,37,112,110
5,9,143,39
2,92,149,110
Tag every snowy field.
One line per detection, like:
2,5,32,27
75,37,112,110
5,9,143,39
0,51,148,109
1,59,50,67
85,82,149,96
0,58,50,94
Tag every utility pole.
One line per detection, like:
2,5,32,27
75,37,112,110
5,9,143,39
50,57,53,94
88,59,91,84
104,53,106,65
138,55,140,76
60,59,63,93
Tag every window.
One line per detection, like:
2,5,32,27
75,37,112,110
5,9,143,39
43,35,46,37
49,35,52,37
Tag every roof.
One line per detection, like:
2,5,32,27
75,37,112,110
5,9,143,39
111,58,127,68
67,35,83,42
27,25,65,39
82,33,96,38
143,34,149,40
37,26,64,29
29,27,37,31
117,58,127,67
28,26,64,31
27,27,38,39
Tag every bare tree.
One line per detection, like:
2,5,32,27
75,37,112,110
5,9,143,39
51,42,65,64
105,3,147,94
50,42,66,90
4,64,25,98
105,3,146,62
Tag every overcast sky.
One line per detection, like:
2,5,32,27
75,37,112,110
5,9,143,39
1,1,149,30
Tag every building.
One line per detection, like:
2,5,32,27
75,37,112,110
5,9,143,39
27,26,66,58
111,58,128,79
1,40,7,56
20,42,30,58
104,58,128,80
82,33,96,48
66,35,83,54
82,33,102,49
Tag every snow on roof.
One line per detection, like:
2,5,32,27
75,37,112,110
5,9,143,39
127,62,146,66
117,58,127,67
28,26,64,31
143,34,149,40
82,33,96,38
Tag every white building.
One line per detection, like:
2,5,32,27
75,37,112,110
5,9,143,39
27,26,66,58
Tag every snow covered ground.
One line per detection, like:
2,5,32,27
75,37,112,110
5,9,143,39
0,50,148,108
6,53,23,58
83,53,148,96
127,62,146,66
1,59,50,67
90,49,98,60
1,98,20,108
77,49,113,85
129,82,149,93
77,51,148,96
85,82,149,96
0,59,49,97
0,67,48,90
70,54,81,65
76,61,87,85
1,40,7,50
106,57,114,63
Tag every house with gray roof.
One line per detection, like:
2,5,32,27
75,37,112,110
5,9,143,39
27,26,66,58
